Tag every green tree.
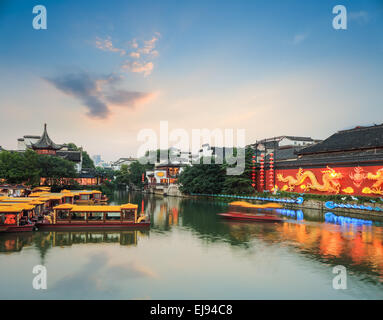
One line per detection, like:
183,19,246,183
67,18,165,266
114,164,131,188
0,150,41,185
178,161,226,194
114,161,148,189
222,147,254,195
129,161,147,188
37,154,77,180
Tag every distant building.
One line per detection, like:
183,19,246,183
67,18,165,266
111,157,137,171
92,155,102,166
146,163,185,191
248,135,322,162
197,144,235,163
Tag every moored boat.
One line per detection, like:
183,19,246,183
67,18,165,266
229,201,283,210
0,205,36,233
36,203,150,230
218,211,284,222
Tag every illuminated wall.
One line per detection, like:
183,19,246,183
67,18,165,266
257,165,383,197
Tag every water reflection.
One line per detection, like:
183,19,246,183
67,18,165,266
0,230,148,261
0,191,383,298
118,193,383,285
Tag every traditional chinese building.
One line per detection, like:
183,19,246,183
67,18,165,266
17,124,83,173
255,124,383,197
146,163,184,192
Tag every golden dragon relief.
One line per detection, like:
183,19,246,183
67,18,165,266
363,168,383,195
277,167,343,194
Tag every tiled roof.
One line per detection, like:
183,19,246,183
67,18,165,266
32,124,63,150
298,124,383,155
57,151,82,162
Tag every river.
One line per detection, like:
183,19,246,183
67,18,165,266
0,191,383,299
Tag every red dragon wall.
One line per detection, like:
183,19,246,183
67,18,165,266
257,165,383,197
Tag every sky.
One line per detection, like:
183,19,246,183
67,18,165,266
0,0,382,161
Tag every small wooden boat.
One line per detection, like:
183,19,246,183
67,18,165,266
218,211,284,222
36,203,150,230
229,201,283,209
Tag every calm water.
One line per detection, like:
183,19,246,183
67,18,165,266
1,192,383,299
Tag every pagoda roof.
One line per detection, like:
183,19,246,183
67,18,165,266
32,124,63,150
298,124,383,155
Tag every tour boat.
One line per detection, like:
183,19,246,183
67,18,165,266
36,203,150,230
229,201,283,210
0,205,36,233
218,211,284,222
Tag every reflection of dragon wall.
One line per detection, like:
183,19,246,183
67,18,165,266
277,167,343,194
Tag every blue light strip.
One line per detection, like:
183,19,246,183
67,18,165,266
324,212,373,225
190,193,304,204
325,201,383,212
275,208,304,220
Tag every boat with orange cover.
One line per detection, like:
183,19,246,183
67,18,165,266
218,201,284,222
218,211,284,222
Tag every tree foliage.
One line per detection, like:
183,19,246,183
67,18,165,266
114,161,148,189
178,162,226,194
178,147,254,195
0,149,77,186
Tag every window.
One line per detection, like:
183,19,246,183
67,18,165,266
57,210,70,220
64,197,72,204
122,209,135,220
71,212,86,220
80,194,89,200
87,212,103,221
105,212,120,220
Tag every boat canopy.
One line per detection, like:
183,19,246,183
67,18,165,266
53,203,138,212
229,201,282,209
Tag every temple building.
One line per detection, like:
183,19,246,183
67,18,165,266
17,124,82,173
256,124,383,197
248,135,322,162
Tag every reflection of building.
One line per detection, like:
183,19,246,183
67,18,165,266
51,231,143,247
0,230,149,254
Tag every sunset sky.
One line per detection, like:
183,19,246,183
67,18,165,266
0,0,382,161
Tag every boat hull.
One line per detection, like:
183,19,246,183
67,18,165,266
0,224,35,233
36,222,150,231
218,212,283,222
